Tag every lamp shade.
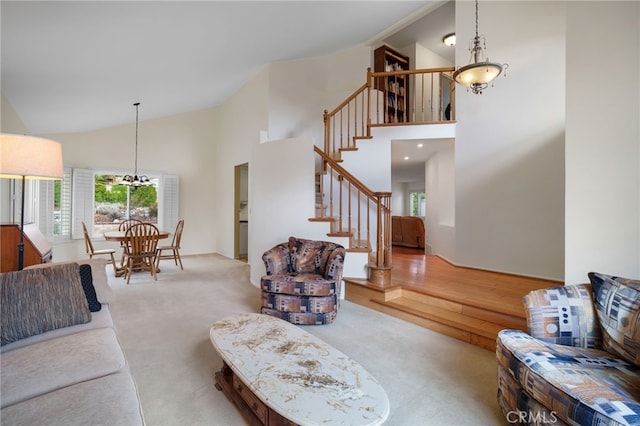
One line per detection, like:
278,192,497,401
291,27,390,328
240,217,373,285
0,134,64,180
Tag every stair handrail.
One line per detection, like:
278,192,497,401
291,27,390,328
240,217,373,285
315,146,391,269
323,80,371,157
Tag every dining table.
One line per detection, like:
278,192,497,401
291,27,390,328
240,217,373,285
104,229,170,277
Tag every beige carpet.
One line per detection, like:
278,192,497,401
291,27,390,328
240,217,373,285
108,254,505,426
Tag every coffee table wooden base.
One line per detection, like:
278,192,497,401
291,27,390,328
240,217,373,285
215,363,295,426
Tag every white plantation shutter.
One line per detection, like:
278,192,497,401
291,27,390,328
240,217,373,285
58,167,73,238
37,180,55,237
159,174,179,232
71,168,94,239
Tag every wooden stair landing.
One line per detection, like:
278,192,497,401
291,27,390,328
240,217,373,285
343,249,561,352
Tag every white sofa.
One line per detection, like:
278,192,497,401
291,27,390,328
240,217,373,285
0,258,144,425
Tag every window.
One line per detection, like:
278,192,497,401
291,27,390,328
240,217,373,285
93,174,158,235
409,191,425,217
33,168,178,240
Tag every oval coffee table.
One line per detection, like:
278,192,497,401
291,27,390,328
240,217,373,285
210,313,389,426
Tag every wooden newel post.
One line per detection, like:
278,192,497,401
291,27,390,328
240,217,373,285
374,192,392,268
323,109,330,155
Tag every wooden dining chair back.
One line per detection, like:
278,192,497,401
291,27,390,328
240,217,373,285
81,221,117,273
122,223,160,284
156,219,185,270
118,219,143,232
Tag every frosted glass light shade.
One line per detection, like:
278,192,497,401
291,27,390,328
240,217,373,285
0,134,64,180
453,62,503,87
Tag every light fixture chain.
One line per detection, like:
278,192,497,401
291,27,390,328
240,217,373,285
134,102,140,175
475,0,479,38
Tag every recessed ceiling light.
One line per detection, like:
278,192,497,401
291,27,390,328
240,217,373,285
442,33,456,47
404,156,410,161
417,143,423,148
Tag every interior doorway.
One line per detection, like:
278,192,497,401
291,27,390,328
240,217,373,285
234,163,248,261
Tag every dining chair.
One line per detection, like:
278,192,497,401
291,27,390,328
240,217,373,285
121,222,160,284
81,221,117,274
118,219,143,232
156,219,184,270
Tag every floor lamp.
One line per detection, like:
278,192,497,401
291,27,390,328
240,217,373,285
1,134,64,270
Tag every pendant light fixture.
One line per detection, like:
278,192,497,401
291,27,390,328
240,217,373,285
121,102,151,186
453,0,508,94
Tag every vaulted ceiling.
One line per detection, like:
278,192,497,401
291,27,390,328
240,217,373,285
1,0,455,135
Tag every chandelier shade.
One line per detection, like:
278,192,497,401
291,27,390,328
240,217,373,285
121,102,151,187
453,0,507,94
453,60,503,93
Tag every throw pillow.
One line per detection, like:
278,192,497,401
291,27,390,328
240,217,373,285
79,263,102,312
588,272,640,366
1,263,91,345
289,238,325,274
26,258,115,304
524,284,602,349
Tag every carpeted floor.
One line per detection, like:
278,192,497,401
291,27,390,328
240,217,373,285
108,254,505,426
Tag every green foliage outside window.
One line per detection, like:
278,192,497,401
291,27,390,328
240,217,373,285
94,174,157,223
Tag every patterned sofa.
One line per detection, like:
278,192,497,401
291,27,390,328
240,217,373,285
260,236,345,325
496,272,640,425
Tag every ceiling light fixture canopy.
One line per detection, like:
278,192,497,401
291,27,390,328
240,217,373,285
453,0,508,94
442,33,456,47
121,102,151,187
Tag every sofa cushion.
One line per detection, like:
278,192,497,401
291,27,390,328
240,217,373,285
79,263,101,312
589,272,640,366
261,273,338,296
260,307,338,325
261,291,337,313
0,306,114,353
1,263,91,346
1,370,144,426
524,284,602,349
497,329,640,426
497,365,566,426
1,327,126,408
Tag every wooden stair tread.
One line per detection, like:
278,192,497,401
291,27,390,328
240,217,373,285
308,217,336,222
372,297,507,340
389,282,526,319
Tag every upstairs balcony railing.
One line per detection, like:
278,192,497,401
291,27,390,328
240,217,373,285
323,67,455,161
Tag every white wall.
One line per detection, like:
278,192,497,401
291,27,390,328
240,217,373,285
455,1,566,280
215,67,270,261
267,46,371,144
249,137,338,286
425,142,455,260
565,1,640,282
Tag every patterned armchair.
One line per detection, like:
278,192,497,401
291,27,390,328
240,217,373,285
496,273,640,425
260,237,345,325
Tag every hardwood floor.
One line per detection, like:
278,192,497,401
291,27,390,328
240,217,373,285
343,246,562,351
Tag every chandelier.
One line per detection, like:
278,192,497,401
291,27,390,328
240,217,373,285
453,0,508,94
121,102,151,186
